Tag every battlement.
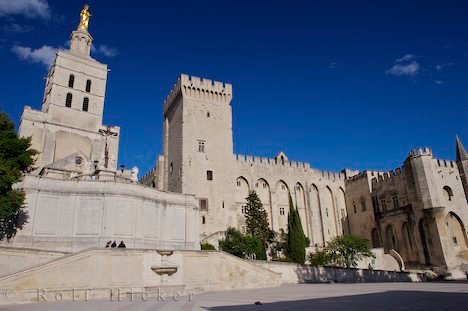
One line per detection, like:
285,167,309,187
434,158,457,170
139,166,157,184
346,170,384,184
371,166,405,185
235,154,345,181
163,74,233,114
409,147,432,158
236,154,310,169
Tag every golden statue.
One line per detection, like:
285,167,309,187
78,5,91,31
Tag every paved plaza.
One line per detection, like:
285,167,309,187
1,282,467,311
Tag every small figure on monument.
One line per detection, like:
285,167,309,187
105,240,111,248
78,5,91,31
118,241,126,248
111,241,117,248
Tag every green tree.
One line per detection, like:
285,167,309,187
309,249,330,266
244,191,273,247
0,112,37,241
286,195,308,264
309,235,375,268
219,227,266,260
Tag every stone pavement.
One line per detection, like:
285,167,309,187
1,282,467,311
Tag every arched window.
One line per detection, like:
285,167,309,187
202,216,205,225
86,79,92,92
443,186,454,201
65,93,73,107
68,74,75,88
82,97,89,111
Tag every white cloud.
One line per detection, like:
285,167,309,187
329,62,336,69
435,80,444,85
0,0,51,19
386,54,420,77
435,62,453,71
91,44,119,57
395,54,416,63
96,45,119,57
11,44,57,67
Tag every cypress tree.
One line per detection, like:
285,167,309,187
286,194,308,264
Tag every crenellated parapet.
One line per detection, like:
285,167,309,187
408,147,432,158
164,74,233,114
346,170,384,185
235,154,346,181
371,166,405,185
434,158,457,170
236,154,310,169
140,166,157,184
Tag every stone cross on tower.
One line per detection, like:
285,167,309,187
99,126,119,169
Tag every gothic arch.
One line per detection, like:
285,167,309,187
235,177,250,219
275,180,290,232
323,186,338,240
309,184,324,245
443,186,454,201
256,178,272,228
445,212,468,248
336,187,347,234
294,182,309,238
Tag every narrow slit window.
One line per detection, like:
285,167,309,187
68,74,75,88
82,97,89,111
86,79,92,93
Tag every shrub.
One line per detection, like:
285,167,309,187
200,242,216,250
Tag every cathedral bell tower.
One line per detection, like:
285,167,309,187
18,5,120,175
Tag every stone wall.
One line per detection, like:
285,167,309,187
252,261,424,285
0,247,68,276
0,248,281,305
2,175,200,252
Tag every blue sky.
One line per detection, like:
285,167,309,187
1,0,467,174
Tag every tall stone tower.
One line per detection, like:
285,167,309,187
455,136,468,203
19,5,120,176
162,74,236,235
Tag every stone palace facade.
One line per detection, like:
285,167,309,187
141,73,468,276
4,6,467,277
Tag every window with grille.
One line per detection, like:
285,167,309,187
198,140,205,153
82,97,89,111
280,207,285,216
65,93,73,107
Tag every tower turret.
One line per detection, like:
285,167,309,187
69,5,93,57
